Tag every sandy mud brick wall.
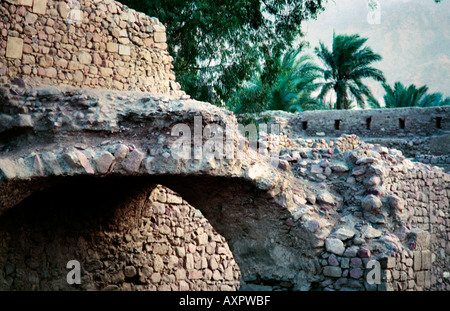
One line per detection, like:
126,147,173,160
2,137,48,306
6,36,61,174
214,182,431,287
0,0,183,95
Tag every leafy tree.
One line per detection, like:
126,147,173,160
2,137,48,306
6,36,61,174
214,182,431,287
228,76,269,114
379,82,450,108
120,0,325,105
315,33,385,110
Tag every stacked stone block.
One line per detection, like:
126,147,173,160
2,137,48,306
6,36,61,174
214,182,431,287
319,235,380,291
0,0,183,95
384,155,449,290
378,230,433,291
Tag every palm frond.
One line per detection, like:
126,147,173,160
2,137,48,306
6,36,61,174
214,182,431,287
315,33,385,109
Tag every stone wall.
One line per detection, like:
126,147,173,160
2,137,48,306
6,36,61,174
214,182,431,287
0,181,240,290
291,106,449,138
0,0,183,95
242,108,450,171
277,133,449,291
378,230,433,291
245,107,449,140
383,159,449,290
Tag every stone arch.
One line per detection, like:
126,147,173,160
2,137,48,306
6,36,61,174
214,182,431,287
0,174,321,291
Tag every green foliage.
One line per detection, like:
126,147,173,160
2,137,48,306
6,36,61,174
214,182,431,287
228,76,269,114
381,82,450,108
267,45,324,112
227,43,325,114
419,92,450,107
120,0,325,105
315,33,385,110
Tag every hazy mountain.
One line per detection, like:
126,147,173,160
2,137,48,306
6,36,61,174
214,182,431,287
300,0,450,104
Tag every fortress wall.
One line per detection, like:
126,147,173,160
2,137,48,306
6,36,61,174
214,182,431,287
294,106,449,138
0,0,183,95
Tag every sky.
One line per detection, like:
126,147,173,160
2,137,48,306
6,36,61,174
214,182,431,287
300,0,450,104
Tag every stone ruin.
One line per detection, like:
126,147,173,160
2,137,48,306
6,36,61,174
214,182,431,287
0,0,449,291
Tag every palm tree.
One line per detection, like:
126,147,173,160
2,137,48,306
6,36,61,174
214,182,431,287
229,43,324,114
383,82,428,108
268,46,324,112
381,81,450,108
315,33,385,110
419,92,450,107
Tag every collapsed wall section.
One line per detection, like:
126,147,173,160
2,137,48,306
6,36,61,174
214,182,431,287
0,0,183,95
242,108,450,171
276,132,449,291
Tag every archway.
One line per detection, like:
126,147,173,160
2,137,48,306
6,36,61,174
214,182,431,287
0,176,318,291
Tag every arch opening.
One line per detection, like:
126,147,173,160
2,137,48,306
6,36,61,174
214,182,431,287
0,176,316,291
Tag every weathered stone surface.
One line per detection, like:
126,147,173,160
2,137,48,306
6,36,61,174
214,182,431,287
107,42,119,53
328,254,339,266
361,226,382,239
78,51,92,65
326,238,345,256
357,248,371,258
100,67,114,77
124,149,146,173
317,192,335,205
356,157,378,165
39,55,54,68
421,250,432,270
33,0,48,14
5,0,32,6
333,227,356,240
305,218,325,233
407,228,431,251
349,268,363,279
154,32,167,43
124,266,137,278
0,0,448,292
413,251,422,271
361,195,382,213
6,37,23,59
119,45,131,56
330,163,349,172
25,12,38,24
310,164,323,174
94,151,115,174
114,144,129,161
57,2,70,19
323,266,342,278
380,257,395,269
0,183,240,290
0,0,178,95
387,195,405,211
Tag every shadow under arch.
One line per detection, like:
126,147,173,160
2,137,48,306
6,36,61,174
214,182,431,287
0,175,319,291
